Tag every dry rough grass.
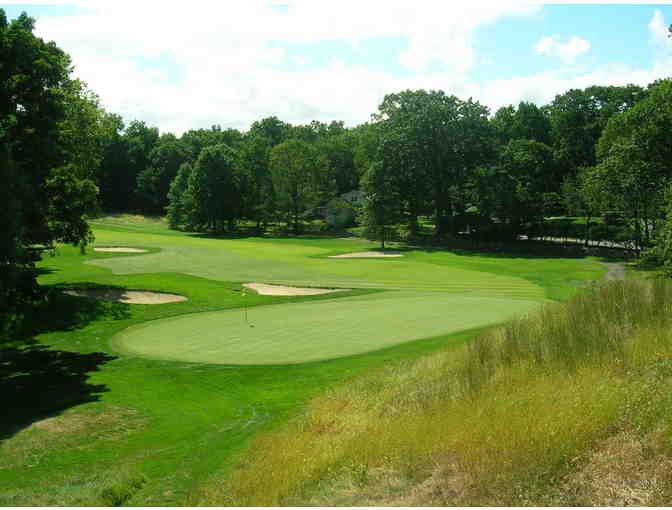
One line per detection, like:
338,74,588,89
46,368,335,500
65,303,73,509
64,288,187,304
559,428,672,506
1,406,145,471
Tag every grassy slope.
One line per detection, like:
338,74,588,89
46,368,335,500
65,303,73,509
0,217,604,506
212,279,672,507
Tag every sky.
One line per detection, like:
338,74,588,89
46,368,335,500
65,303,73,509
4,1,672,135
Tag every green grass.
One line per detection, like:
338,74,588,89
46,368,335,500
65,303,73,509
113,293,540,365
0,220,605,506
87,228,547,297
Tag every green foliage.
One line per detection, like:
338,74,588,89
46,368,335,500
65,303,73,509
185,143,243,232
135,133,189,214
166,161,193,229
270,138,333,234
375,89,496,236
359,161,402,248
0,9,99,340
237,134,274,229
489,139,557,229
548,84,645,177
492,101,552,146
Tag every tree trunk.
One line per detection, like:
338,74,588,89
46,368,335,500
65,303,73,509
584,214,592,248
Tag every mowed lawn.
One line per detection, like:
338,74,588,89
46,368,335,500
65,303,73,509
0,220,606,506
114,292,540,365
89,227,547,297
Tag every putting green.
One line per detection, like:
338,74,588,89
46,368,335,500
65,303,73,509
113,292,540,365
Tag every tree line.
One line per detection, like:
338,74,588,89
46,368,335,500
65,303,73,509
92,81,668,253
4,7,672,340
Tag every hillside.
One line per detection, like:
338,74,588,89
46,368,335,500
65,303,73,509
197,278,672,506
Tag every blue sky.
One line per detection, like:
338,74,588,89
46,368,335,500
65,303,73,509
4,2,672,134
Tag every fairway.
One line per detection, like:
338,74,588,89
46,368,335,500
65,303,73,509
113,292,540,364
88,228,547,298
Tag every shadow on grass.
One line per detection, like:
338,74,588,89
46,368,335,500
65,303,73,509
0,346,115,439
188,230,356,241
406,238,637,261
0,288,129,439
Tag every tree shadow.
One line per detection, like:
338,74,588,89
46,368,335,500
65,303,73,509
0,287,130,439
0,346,114,439
188,230,356,241
26,284,133,334
408,238,637,261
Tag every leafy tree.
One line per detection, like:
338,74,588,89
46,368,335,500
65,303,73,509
496,139,557,233
166,161,194,229
492,102,552,146
351,122,381,178
185,144,242,232
269,139,330,233
238,135,274,231
375,90,495,236
317,133,358,195
548,84,645,180
96,113,129,211
249,116,291,147
136,133,189,214
125,120,159,208
360,161,402,248
589,79,672,253
0,9,100,338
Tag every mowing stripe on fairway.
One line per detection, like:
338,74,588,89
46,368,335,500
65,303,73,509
89,230,545,299
112,292,541,365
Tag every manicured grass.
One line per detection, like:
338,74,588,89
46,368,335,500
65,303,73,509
88,225,580,299
0,222,605,506
114,292,540,365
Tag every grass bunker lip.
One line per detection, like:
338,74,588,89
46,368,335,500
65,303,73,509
94,247,148,253
328,251,404,258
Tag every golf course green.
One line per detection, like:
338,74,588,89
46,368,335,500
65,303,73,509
113,292,540,364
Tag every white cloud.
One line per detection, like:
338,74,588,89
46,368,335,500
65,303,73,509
24,0,540,133
534,35,591,64
18,1,669,135
474,58,672,115
649,9,672,48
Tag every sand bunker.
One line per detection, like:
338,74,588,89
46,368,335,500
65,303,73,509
94,247,148,253
65,288,187,304
243,283,349,296
328,251,403,258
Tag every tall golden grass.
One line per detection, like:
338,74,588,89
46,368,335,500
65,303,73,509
192,280,672,506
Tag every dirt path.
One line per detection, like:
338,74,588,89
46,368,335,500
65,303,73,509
599,262,625,281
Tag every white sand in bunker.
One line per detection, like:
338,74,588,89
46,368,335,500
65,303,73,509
94,247,148,253
243,283,350,296
64,288,187,304
328,251,404,258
